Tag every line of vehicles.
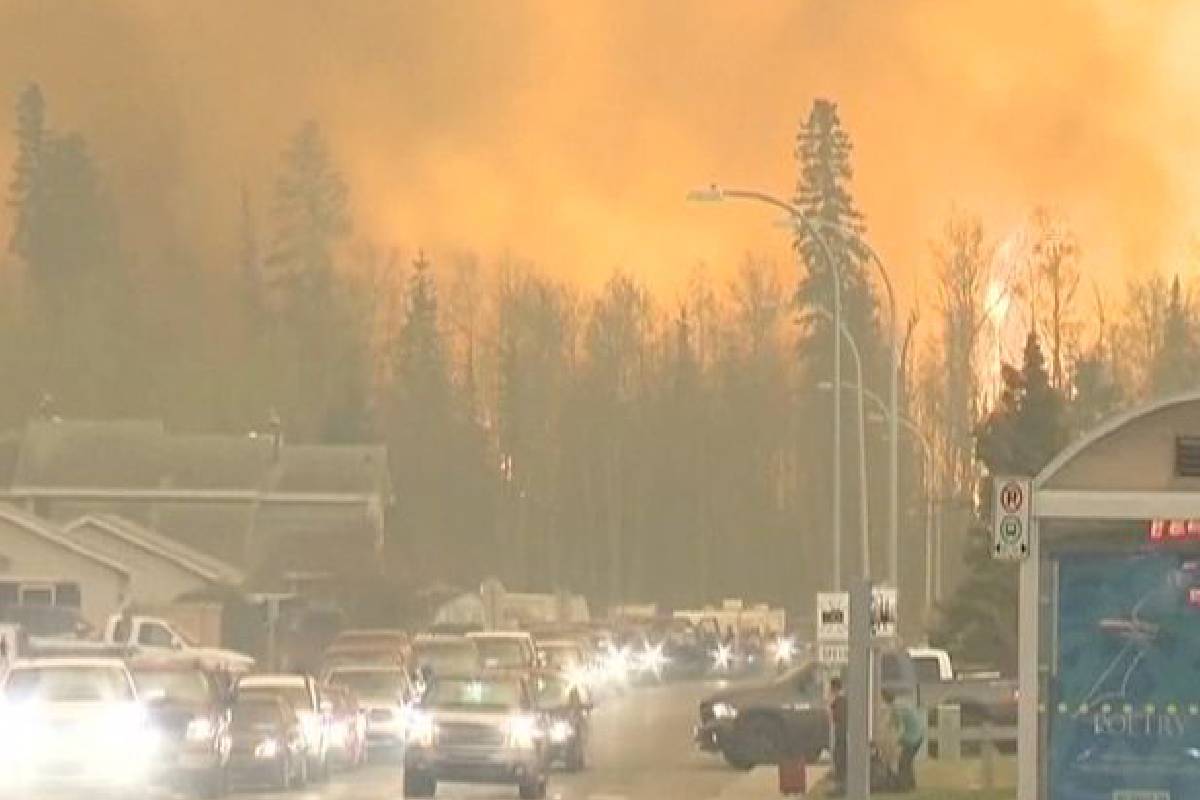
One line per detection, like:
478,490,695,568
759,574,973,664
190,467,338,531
0,610,720,800
0,594,1016,798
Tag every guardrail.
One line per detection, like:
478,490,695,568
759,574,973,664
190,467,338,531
921,704,1016,790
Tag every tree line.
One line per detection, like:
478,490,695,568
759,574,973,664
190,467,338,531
2,85,1197,652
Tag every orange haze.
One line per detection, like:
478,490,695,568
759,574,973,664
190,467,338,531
2,0,1200,312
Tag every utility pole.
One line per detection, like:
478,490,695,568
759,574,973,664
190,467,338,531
847,577,873,800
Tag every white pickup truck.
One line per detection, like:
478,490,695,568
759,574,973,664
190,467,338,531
101,613,254,671
908,646,1016,725
12,610,254,672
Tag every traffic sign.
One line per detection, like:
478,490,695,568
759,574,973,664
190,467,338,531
816,587,898,644
817,592,848,641
818,642,848,665
992,476,1032,561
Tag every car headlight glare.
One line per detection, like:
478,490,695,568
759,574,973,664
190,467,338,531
712,702,738,719
300,712,322,748
254,738,279,760
407,712,436,747
505,714,539,749
186,716,215,742
549,719,574,743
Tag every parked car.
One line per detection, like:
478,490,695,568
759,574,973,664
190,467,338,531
228,694,308,790
238,673,330,781
321,682,368,770
404,673,548,799
130,656,233,797
323,664,417,756
0,657,158,794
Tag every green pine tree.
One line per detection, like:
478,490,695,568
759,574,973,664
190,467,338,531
936,333,1067,673
1149,276,1199,397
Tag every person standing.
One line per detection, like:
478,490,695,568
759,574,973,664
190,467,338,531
883,689,926,791
829,676,847,790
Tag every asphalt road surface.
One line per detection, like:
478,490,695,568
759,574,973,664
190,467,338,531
228,678,794,800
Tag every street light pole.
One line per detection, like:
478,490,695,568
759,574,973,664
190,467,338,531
815,309,869,580
805,219,899,590
825,381,938,634
688,185,845,589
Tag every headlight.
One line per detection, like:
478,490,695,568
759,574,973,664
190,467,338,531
186,716,215,742
712,702,738,720
566,666,591,691
549,719,574,743
407,712,435,747
254,738,279,760
299,712,322,748
505,714,539,749
773,637,796,664
640,643,668,674
712,644,733,670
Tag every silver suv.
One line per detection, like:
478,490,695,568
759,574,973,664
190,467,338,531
404,673,547,799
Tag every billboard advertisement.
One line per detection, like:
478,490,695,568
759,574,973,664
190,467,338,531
1052,552,1200,800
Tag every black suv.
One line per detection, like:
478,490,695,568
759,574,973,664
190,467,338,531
695,650,918,770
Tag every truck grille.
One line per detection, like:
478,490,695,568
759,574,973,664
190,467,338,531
438,721,505,747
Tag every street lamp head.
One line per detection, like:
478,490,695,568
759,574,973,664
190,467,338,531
867,412,886,425
686,185,725,203
816,381,834,391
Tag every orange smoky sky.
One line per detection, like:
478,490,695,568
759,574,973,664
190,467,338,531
2,0,1200,314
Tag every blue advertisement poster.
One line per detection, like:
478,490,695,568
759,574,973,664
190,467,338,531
1052,552,1200,800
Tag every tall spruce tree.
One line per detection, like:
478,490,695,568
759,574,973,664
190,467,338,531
936,333,1067,673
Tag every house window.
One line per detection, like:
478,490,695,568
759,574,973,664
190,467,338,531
54,583,81,608
20,585,53,605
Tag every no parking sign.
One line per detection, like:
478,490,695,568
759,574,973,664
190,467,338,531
992,476,1032,561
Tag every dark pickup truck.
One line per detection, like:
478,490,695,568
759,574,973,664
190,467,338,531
695,650,919,770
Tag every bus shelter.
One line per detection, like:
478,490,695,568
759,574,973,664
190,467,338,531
1020,391,1200,800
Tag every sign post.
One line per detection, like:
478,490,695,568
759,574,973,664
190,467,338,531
846,578,872,800
992,476,1032,561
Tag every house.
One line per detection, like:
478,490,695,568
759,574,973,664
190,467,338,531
0,419,392,587
0,503,129,628
63,514,244,607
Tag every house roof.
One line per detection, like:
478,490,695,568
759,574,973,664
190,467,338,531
12,420,166,489
7,420,390,500
64,514,245,587
268,445,390,496
0,503,130,579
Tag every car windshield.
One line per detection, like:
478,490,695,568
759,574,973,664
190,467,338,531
539,645,582,669
413,641,478,673
473,640,528,670
232,701,283,726
4,665,133,703
131,669,211,704
425,677,523,710
534,674,579,707
326,670,405,697
240,685,310,711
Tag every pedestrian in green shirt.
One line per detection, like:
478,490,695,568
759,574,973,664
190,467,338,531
882,689,925,791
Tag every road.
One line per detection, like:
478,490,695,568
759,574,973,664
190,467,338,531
231,678,795,800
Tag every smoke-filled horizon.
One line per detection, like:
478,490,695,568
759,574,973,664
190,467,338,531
2,0,1199,312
